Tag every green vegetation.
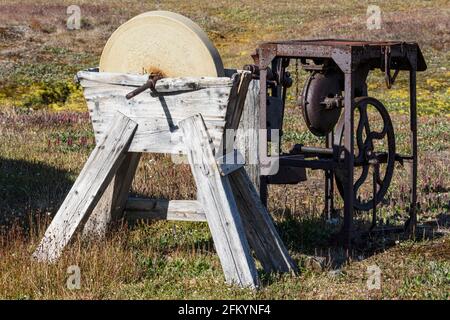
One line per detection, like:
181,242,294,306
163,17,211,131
0,0,448,299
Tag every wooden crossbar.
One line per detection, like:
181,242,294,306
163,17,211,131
125,199,206,222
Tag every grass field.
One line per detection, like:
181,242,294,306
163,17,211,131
0,0,449,299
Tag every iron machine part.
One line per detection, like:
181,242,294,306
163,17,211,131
298,69,344,136
247,39,427,246
334,96,396,212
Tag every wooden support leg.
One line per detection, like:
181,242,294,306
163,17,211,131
82,152,141,238
179,114,259,289
229,168,297,274
33,112,137,262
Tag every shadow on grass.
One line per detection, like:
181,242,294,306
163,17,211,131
1,157,447,277
272,208,448,274
0,157,73,232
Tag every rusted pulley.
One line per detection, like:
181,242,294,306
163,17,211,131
298,69,344,136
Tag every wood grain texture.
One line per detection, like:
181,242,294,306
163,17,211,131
79,72,242,154
179,114,259,289
124,198,206,222
33,112,137,262
229,168,298,274
219,71,252,157
82,152,142,238
237,79,260,190
77,71,234,92
225,71,253,131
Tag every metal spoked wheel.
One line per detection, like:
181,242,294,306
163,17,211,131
335,96,396,211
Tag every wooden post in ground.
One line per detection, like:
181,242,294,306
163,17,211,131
33,112,137,262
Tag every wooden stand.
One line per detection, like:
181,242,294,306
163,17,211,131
33,70,297,289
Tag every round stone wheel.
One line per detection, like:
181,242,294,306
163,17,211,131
99,11,225,77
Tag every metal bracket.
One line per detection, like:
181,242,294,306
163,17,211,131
126,73,162,99
383,46,400,89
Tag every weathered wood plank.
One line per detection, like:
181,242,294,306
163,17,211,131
179,114,259,289
98,124,222,155
124,198,206,222
82,152,142,238
82,80,232,155
32,112,137,262
77,70,235,92
90,114,224,154
84,86,230,119
91,116,225,130
237,79,260,191
79,71,250,156
219,71,252,167
229,168,298,274
225,71,253,132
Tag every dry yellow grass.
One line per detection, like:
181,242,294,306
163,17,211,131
0,0,449,299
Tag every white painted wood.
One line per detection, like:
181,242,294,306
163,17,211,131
180,114,259,289
77,71,234,92
82,152,141,238
229,168,297,274
33,112,137,262
124,198,206,222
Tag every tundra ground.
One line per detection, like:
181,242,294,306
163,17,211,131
0,0,449,299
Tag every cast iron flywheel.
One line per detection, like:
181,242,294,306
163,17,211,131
334,96,396,211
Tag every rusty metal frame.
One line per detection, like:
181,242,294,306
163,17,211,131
253,39,425,246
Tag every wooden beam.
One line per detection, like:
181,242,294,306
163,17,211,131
77,70,235,93
237,79,260,190
219,71,252,156
32,112,137,262
229,168,298,274
179,114,259,289
85,87,230,120
82,152,142,238
124,198,206,222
